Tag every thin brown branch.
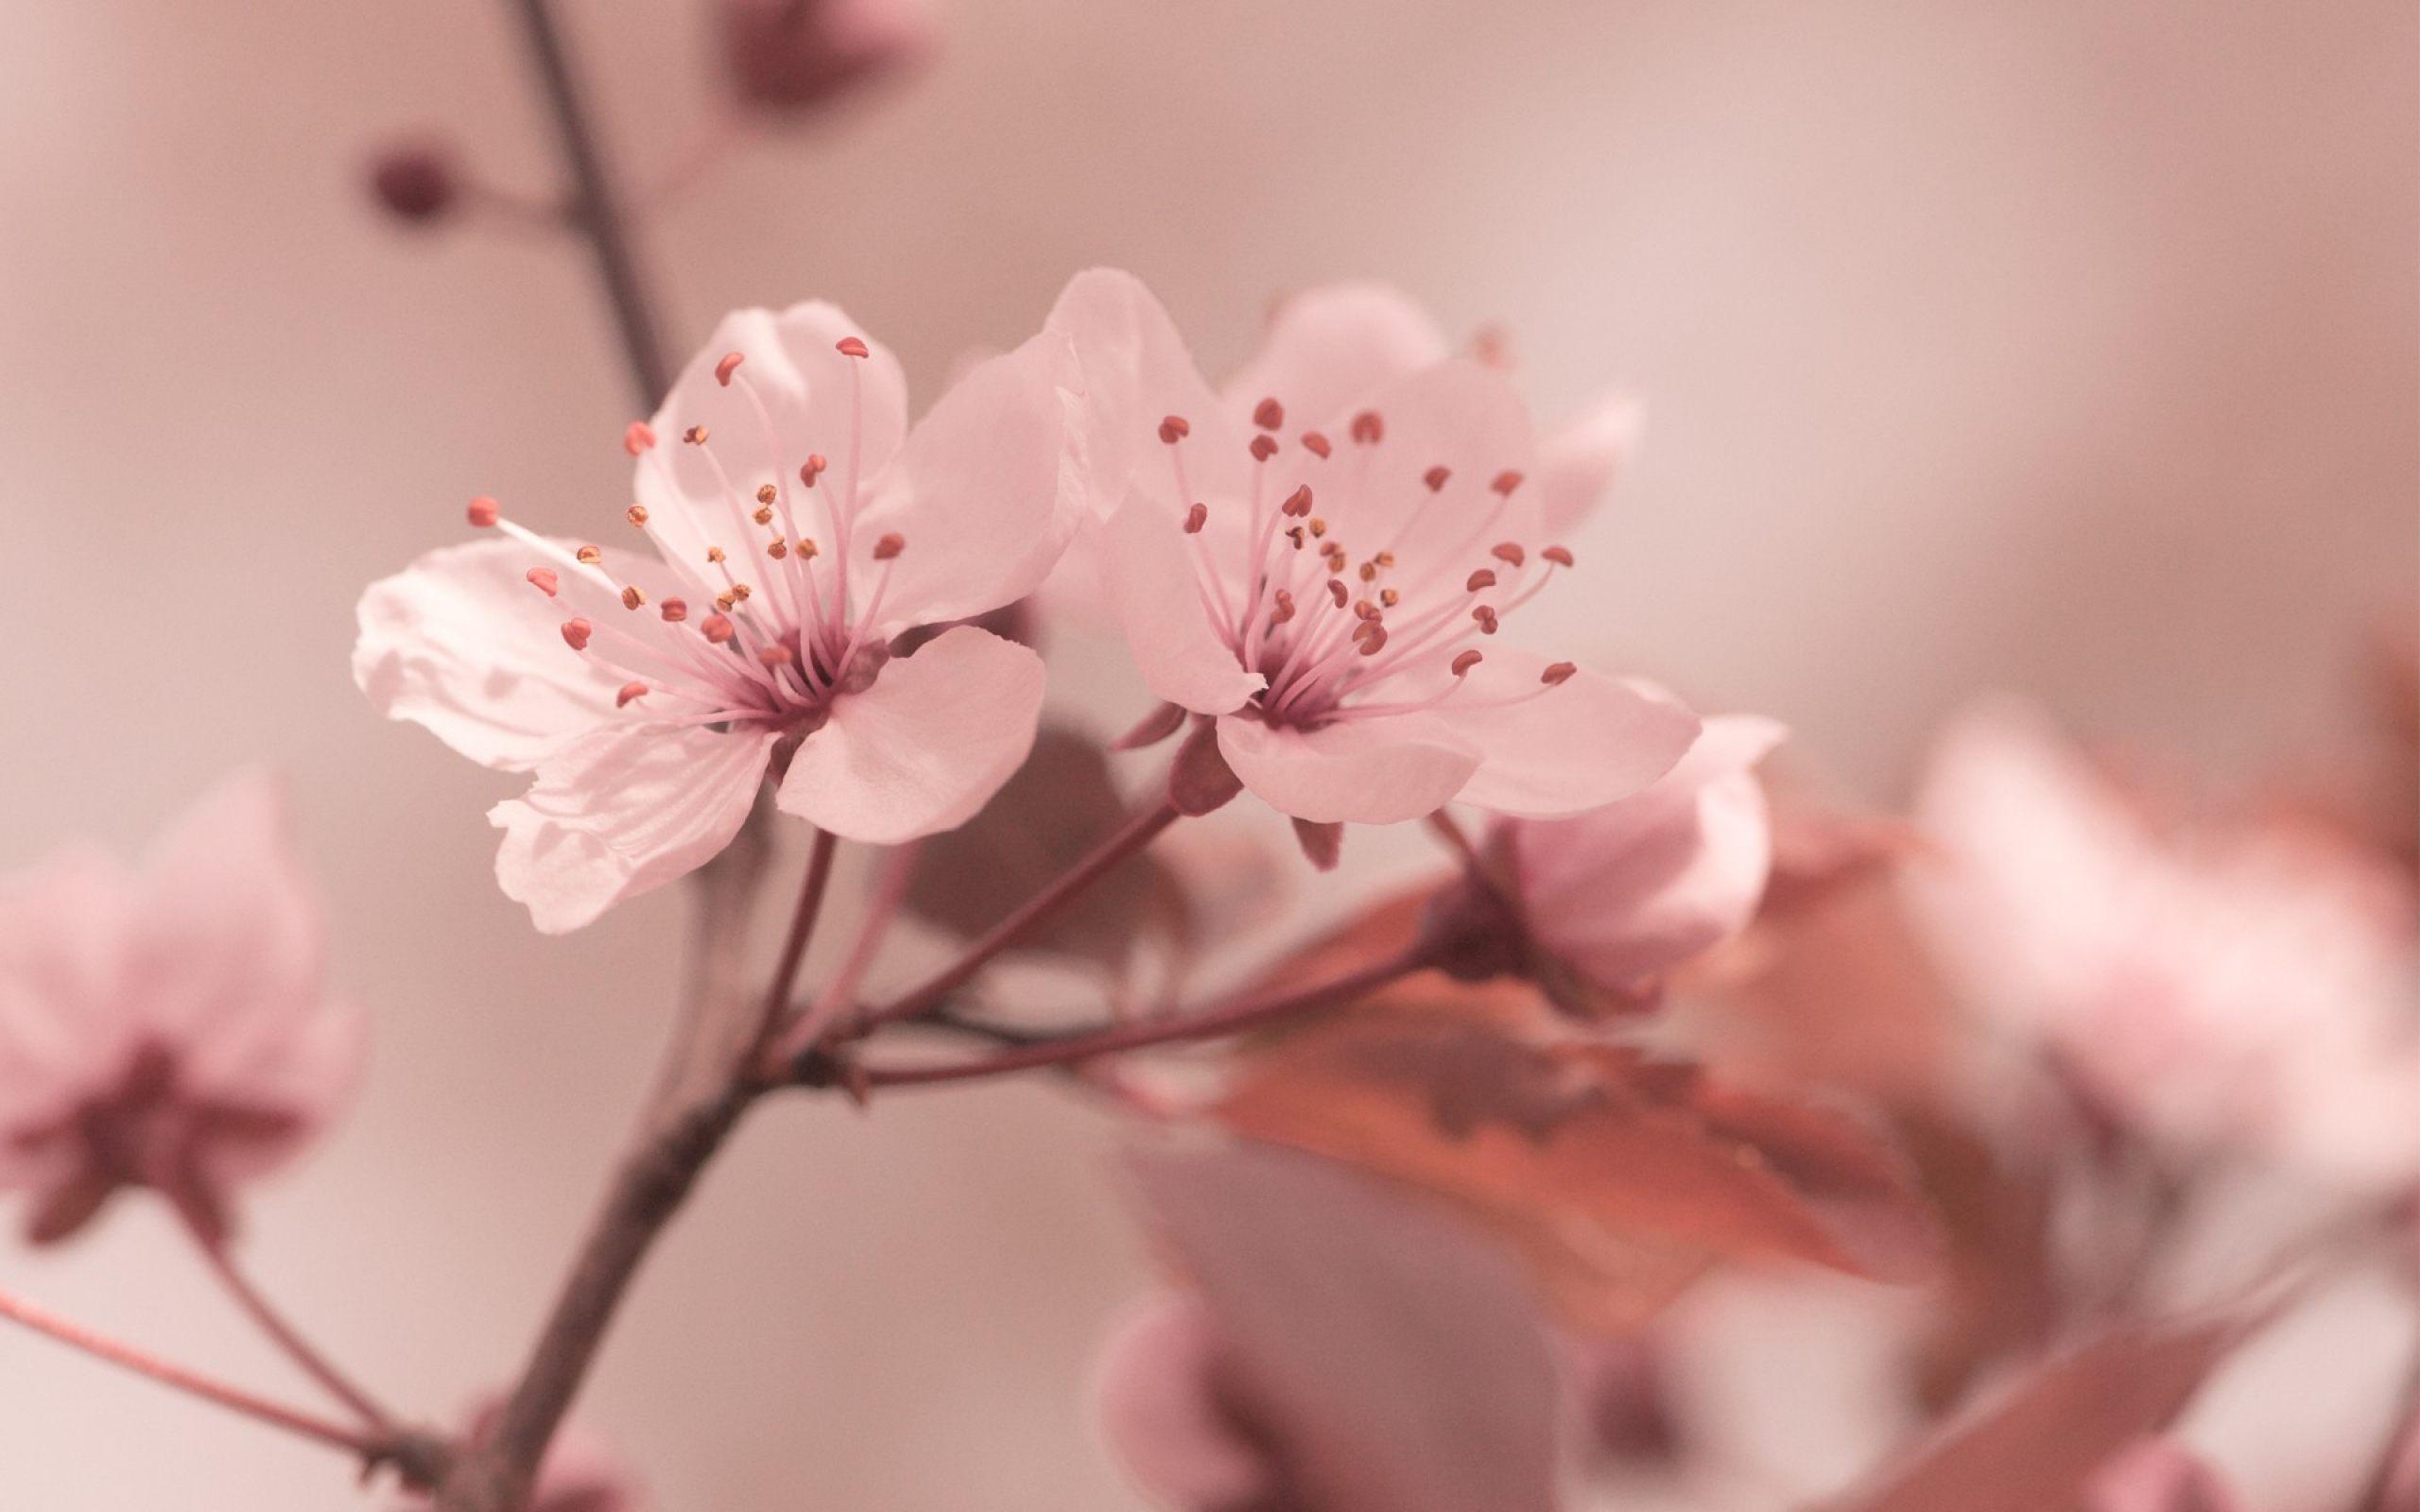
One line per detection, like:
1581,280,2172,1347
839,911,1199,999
184,1220,397,1433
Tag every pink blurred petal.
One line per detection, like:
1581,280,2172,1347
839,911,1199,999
1536,393,1643,539
776,626,1044,844
1220,282,1450,429
1093,1296,1284,1511
2083,1439,2244,1512
1215,711,1479,826
1506,712,1784,988
1430,657,1702,818
491,723,778,934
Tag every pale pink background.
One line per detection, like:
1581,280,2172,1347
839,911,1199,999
0,0,2411,1506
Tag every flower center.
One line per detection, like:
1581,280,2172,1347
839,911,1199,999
466,335,908,735
1155,395,1576,730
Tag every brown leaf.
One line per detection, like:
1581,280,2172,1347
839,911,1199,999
1823,1314,2257,1512
1208,988,1941,1332
904,724,1186,971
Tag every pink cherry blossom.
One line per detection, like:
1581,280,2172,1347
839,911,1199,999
1047,270,1699,827
1495,712,1787,995
0,773,362,1246
1911,697,2420,1184
355,303,1086,931
717,0,934,117
1104,1143,1564,1512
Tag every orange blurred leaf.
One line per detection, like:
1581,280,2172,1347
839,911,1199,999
1207,988,1940,1332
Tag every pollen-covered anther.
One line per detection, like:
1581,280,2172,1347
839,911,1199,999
752,505,776,525
660,597,688,623
1301,431,1332,458
1491,470,1525,497
705,545,727,564
1472,605,1500,634
1423,466,1451,492
873,533,907,561
683,425,710,445
1466,568,1497,593
615,680,649,707
758,643,796,668
1354,600,1381,622
1328,579,1349,608
626,504,649,527
1184,503,1208,534
796,539,820,559
1451,649,1483,677
623,421,656,455
1253,397,1285,431
1357,561,1378,583
1379,587,1400,608
755,484,777,506
714,352,745,386
576,545,603,566
1543,545,1575,567
466,496,500,528
1350,410,1384,444
836,336,871,358
716,593,737,612
700,613,735,644
620,585,648,610
525,567,561,596
800,455,827,487
1250,435,1279,462
561,618,593,650
1157,415,1190,444
1269,590,1297,625
1493,542,1526,567
767,540,788,559
1282,486,1314,518
1540,662,1577,685
729,582,753,601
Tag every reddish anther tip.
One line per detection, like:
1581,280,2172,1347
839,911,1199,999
1492,542,1527,567
1249,435,1279,462
1350,410,1385,444
616,680,649,707
1184,503,1208,534
1451,649,1483,676
1540,662,1577,685
1328,579,1350,608
1253,397,1285,431
835,336,871,358
1491,469,1525,496
660,597,689,623
1157,415,1191,444
1472,606,1500,634
715,352,746,386
1465,569,1497,592
1542,544,1575,567
620,585,648,610
1357,627,1390,655
525,567,561,597
1282,485,1314,518
1423,465,1451,492
683,425,710,445
1301,431,1332,459
800,455,827,486
627,504,650,527
561,618,593,650
1270,590,1297,624
758,643,796,667
872,533,906,561
623,421,657,455
465,496,500,528
701,613,735,644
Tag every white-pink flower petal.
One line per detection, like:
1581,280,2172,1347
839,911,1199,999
774,626,1045,844
1215,711,1479,825
1435,659,1702,818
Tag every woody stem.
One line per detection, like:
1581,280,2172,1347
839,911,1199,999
184,1220,398,1433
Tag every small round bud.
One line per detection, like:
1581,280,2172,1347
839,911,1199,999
368,141,458,225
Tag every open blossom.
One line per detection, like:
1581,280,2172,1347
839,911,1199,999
355,303,1085,931
1047,270,1699,827
1490,713,1786,1001
0,774,362,1246
1911,698,2420,1183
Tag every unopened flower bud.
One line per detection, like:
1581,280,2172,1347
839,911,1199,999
367,141,459,225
